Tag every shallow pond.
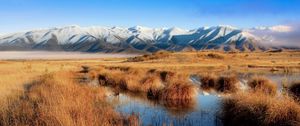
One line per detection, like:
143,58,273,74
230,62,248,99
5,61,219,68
237,73,300,90
109,92,222,126
107,73,300,126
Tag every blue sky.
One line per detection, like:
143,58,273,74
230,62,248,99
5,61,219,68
0,0,299,33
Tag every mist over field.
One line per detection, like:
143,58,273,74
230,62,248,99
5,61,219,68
0,51,137,60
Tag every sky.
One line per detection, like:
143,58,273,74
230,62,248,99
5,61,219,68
0,0,300,33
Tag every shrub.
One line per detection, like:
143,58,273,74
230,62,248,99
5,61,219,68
221,92,300,126
248,77,277,96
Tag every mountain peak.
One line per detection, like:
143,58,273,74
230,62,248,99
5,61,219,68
129,25,152,31
215,25,238,30
0,25,283,52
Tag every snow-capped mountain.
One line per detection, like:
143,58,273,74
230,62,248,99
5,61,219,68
0,25,279,52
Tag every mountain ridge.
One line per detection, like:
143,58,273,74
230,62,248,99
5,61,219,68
0,25,291,53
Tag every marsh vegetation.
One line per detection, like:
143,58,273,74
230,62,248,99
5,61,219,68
0,51,300,126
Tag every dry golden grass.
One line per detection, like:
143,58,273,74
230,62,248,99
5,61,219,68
127,51,171,62
199,74,217,90
216,75,239,93
121,51,300,74
140,75,164,93
198,74,238,93
0,51,300,125
248,76,277,96
221,92,300,126
0,60,82,113
97,67,197,101
159,81,197,100
206,53,225,59
0,72,139,126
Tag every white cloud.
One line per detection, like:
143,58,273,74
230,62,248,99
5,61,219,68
269,25,293,32
247,23,300,47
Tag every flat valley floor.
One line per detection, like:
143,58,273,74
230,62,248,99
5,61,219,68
0,51,300,126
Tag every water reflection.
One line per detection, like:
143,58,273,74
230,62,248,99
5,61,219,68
106,73,300,126
107,89,221,126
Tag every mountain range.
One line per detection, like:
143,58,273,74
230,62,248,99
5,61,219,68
0,25,293,53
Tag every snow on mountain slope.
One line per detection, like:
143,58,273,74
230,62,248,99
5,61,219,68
0,25,275,52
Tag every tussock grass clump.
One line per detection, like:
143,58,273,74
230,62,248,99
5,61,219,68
126,68,147,75
106,66,131,72
206,53,225,59
141,75,164,99
158,70,189,85
88,70,98,80
140,75,164,92
97,67,197,107
0,72,139,126
216,75,239,93
159,81,197,100
221,92,300,126
248,77,277,96
98,72,139,91
98,71,125,87
199,74,238,93
199,74,217,90
98,68,164,94
127,51,171,62
159,71,176,82
122,75,142,92
80,66,90,73
289,82,300,100
147,69,157,74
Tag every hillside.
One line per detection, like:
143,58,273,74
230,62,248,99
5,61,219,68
0,25,281,52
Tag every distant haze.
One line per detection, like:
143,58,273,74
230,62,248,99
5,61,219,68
0,51,138,60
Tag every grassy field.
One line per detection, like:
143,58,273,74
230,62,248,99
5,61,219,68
0,51,300,126
104,51,300,74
